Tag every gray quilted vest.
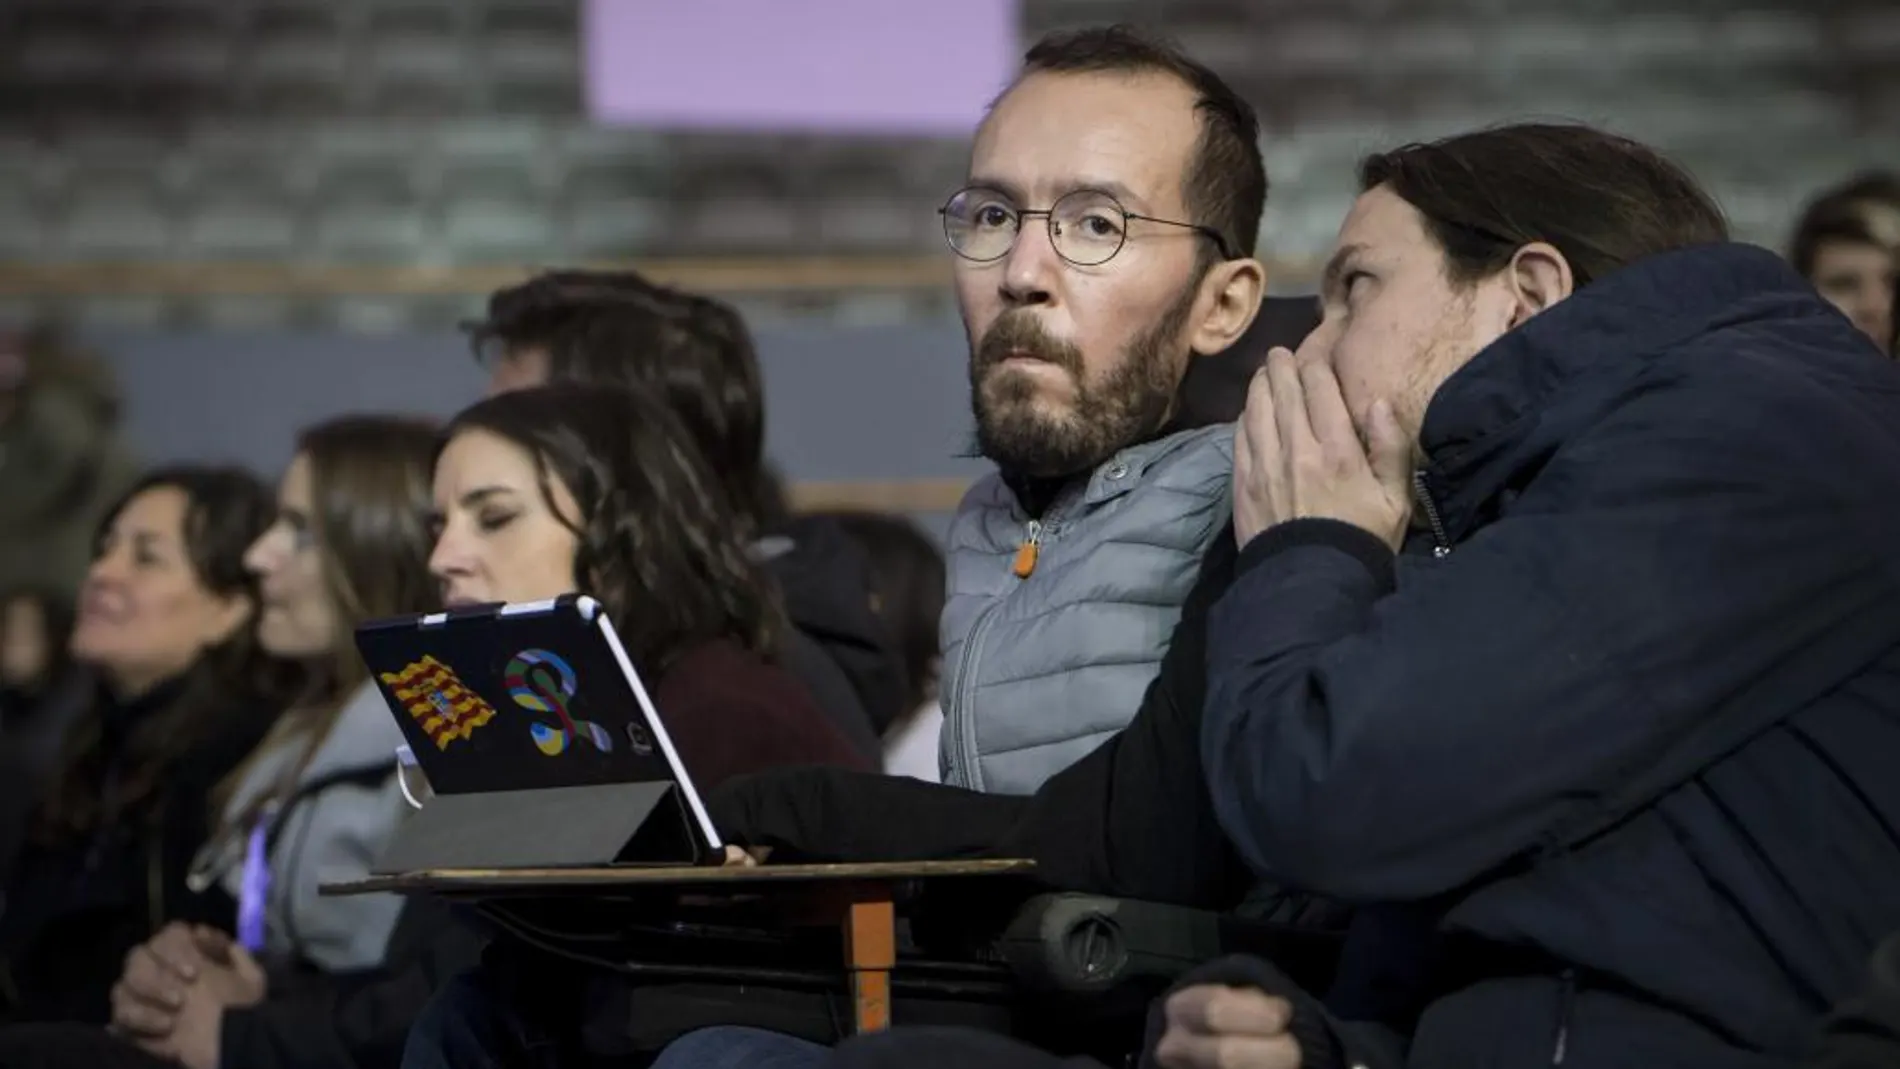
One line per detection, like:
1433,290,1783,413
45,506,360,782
938,423,1234,794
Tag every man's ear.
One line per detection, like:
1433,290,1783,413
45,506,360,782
1506,242,1575,329
1187,257,1267,356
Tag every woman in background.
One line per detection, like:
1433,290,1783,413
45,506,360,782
428,383,867,783
0,417,446,1069
103,415,440,1069
403,382,868,1069
0,467,298,1024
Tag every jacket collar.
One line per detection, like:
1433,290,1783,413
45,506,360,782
1003,421,1226,519
1416,243,1821,539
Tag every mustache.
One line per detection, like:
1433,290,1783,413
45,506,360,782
974,314,1083,378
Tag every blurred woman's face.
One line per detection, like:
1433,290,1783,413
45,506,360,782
70,486,252,697
243,451,339,659
428,429,581,609
1810,238,1896,350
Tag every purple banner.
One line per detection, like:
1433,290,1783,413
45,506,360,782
583,0,1018,134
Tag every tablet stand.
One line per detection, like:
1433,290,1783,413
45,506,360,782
373,781,703,873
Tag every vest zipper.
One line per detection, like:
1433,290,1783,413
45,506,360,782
947,512,1059,787
1011,519,1044,578
946,599,1003,790
1412,469,1453,558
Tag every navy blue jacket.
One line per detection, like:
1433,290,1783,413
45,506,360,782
1202,244,1900,1068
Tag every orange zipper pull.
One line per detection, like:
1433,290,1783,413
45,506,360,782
1011,520,1043,578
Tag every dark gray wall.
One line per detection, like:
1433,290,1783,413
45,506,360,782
88,321,990,538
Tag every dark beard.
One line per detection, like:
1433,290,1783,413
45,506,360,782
968,286,1194,480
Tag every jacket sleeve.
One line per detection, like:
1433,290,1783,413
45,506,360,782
1808,930,1900,1069
280,772,407,971
220,898,487,1069
1203,385,1900,901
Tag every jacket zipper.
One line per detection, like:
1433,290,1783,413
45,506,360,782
947,600,1003,790
1412,470,1453,558
1550,968,1577,1065
1011,519,1044,578
949,515,1054,788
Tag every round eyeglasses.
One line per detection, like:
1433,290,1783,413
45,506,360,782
939,186,1234,267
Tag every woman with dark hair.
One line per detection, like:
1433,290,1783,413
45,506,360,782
0,418,459,1069
428,383,866,782
0,466,300,1024
82,416,443,1069
400,383,868,1069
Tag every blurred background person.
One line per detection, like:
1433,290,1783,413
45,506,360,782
1789,172,1900,354
0,325,140,603
0,586,83,753
0,415,448,1069
407,382,872,1069
429,382,870,783
469,270,907,762
0,467,300,1024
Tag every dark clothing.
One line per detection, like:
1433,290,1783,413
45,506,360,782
656,639,873,785
764,515,910,757
405,639,876,1068
1203,244,1900,1067
217,898,486,1069
825,954,1405,1069
1177,296,1321,427
0,681,276,1024
0,823,486,1069
0,1022,173,1069
1809,930,1900,1068
0,669,93,883
401,540,1259,1069
707,531,1259,913
214,640,859,1069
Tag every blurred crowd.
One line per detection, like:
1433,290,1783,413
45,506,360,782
0,20,1895,1069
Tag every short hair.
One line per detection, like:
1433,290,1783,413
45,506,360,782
444,384,785,675
1358,122,1729,290
1789,172,1900,278
466,270,774,537
1018,24,1266,263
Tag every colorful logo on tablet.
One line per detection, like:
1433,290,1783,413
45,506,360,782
505,648,613,757
379,656,496,750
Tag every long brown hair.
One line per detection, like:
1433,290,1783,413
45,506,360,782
443,384,784,675
216,415,439,809
33,467,300,844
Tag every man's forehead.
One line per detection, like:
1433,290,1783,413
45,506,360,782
971,70,1199,211
1337,187,1430,249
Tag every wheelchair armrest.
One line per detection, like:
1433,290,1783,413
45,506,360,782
991,893,1344,1000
